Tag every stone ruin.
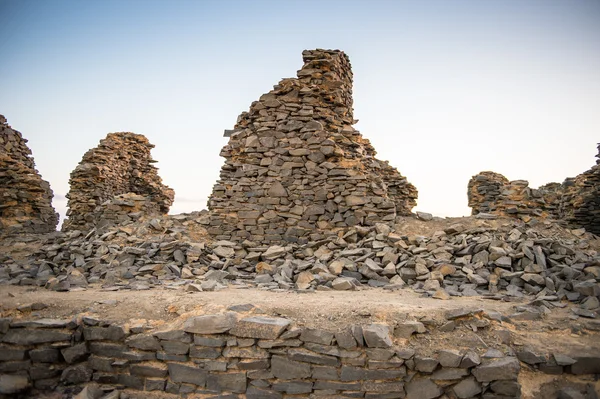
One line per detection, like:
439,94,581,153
0,115,58,235
207,49,417,244
468,144,600,234
62,132,174,232
467,172,561,221
559,144,600,235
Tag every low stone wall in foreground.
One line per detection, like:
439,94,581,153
1,311,599,398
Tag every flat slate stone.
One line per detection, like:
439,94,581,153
167,363,208,386
229,316,290,339
2,328,72,345
271,355,311,379
405,378,443,399
10,318,74,329
183,313,237,334
472,357,520,382
206,372,247,393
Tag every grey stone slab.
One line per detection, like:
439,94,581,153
61,343,89,364
452,377,482,398
206,372,247,393
125,334,162,351
472,357,520,382
271,355,311,379
2,329,72,345
229,316,290,339
289,348,340,366
83,326,128,341
167,363,208,386
130,363,168,378
300,328,334,345
183,313,237,334
272,381,313,394
405,378,443,399
362,324,393,348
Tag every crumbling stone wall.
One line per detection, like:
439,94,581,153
207,49,417,244
559,144,600,235
62,133,174,232
0,115,58,234
469,145,600,233
468,172,561,220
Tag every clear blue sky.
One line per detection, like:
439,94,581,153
1,0,599,224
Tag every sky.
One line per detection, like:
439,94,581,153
1,0,599,225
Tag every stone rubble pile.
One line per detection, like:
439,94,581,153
559,144,600,235
207,49,417,245
469,144,600,234
0,115,58,235
62,132,174,232
2,217,599,318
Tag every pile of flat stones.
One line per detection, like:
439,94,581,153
62,132,174,232
0,115,58,234
207,49,417,245
2,216,599,317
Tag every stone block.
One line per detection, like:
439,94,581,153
229,316,290,339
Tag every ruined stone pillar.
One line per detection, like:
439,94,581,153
207,49,417,244
0,115,58,234
62,132,174,232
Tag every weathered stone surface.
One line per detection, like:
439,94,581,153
183,313,237,334
271,355,311,379
0,373,29,394
300,328,334,345
167,363,208,386
206,372,247,393
229,316,290,339
570,355,600,375
61,343,89,364
2,329,71,345
126,334,162,351
272,381,313,394
452,377,481,398
405,378,443,399
362,324,393,348
472,357,520,382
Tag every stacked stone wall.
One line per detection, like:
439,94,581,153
0,115,58,235
559,144,600,235
469,145,600,233
63,133,174,232
1,313,599,398
468,172,561,221
207,49,417,245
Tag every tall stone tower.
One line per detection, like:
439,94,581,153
207,49,417,244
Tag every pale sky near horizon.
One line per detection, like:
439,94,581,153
1,0,599,225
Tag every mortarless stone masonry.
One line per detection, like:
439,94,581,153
0,115,58,234
468,144,600,233
62,132,174,232
207,49,417,244
559,144,600,235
